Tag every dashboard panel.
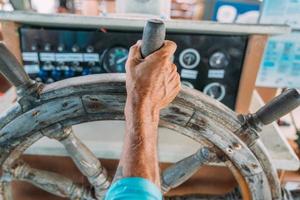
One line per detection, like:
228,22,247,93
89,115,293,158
19,26,248,109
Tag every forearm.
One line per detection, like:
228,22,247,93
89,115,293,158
111,40,178,191
114,98,161,187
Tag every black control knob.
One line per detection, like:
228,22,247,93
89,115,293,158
72,45,80,53
57,44,65,52
31,44,38,51
86,45,94,53
44,43,51,51
42,62,55,71
72,62,83,73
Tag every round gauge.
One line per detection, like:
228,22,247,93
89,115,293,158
181,81,194,88
203,83,226,101
209,52,229,68
179,48,200,69
103,47,129,73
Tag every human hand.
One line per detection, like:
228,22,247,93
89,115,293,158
125,40,180,116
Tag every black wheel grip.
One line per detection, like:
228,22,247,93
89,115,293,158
141,19,166,58
254,89,300,125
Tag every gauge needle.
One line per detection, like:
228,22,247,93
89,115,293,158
116,55,128,64
216,58,221,65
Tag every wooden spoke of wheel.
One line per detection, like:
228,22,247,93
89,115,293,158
42,124,110,199
0,74,281,200
164,189,242,199
1,161,95,200
161,147,217,193
161,148,251,199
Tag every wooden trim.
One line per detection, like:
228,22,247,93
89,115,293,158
0,21,21,92
1,21,21,63
278,170,286,183
235,35,268,114
0,76,10,93
0,11,290,35
256,87,279,103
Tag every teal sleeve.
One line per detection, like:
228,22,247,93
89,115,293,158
104,177,162,200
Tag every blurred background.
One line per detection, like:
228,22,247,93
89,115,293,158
0,1,300,199
0,0,265,94
0,0,263,21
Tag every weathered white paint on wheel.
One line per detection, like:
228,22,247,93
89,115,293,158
162,147,216,193
0,74,280,200
43,125,110,199
8,161,95,200
0,98,85,149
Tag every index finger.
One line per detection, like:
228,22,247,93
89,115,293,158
126,40,143,66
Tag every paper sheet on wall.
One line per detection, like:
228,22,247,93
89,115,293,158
260,0,300,29
256,33,300,88
256,0,300,88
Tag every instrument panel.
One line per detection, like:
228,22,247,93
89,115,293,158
19,26,248,109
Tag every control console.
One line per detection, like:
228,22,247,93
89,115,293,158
20,26,247,109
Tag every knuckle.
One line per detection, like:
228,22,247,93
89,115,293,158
165,40,177,49
160,50,170,59
129,45,138,52
132,57,141,63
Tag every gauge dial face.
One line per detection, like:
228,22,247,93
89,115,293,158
209,52,229,68
103,47,129,73
203,82,226,101
179,48,201,69
181,81,194,88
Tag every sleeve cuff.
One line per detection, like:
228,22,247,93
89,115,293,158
105,177,162,200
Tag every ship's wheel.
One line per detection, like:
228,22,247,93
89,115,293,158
0,23,299,199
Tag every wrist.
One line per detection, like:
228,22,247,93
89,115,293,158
125,97,160,123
